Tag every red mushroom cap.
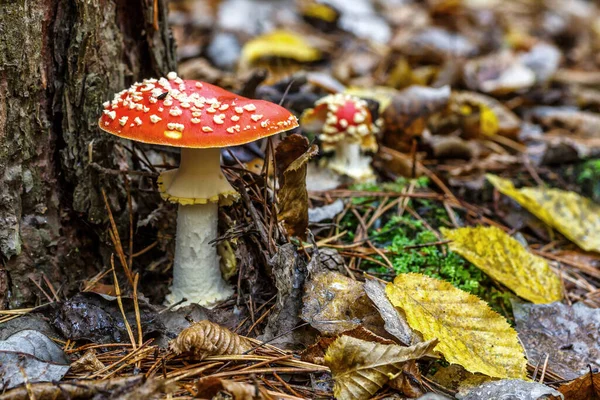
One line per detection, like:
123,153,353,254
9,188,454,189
98,72,298,148
300,93,380,152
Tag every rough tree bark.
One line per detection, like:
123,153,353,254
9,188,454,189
0,0,176,307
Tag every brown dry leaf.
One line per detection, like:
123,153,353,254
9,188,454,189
276,134,318,240
301,326,395,365
196,377,269,400
170,320,253,359
487,174,600,252
388,360,426,398
386,273,527,379
450,91,521,138
382,85,451,151
324,335,438,400
300,270,385,336
441,226,562,304
558,371,600,400
70,349,105,373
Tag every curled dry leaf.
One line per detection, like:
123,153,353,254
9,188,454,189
441,226,562,304
70,349,106,373
276,134,319,239
324,335,438,400
170,320,253,359
386,273,527,379
487,174,600,253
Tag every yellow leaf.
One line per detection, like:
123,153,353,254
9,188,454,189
479,105,499,136
301,3,339,23
241,30,321,65
441,226,562,304
487,174,600,252
324,335,438,400
386,273,527,379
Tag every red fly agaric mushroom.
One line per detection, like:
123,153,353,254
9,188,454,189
98,72,298,307
301,93,381,181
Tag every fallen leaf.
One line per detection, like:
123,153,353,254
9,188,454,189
441,226,562,303
487,174,600,252
386,273,527,379
382,85,451,151
364,279,419,345
456,379,563,400
388,360,426,398
170,320,253,359
196,377,269,400
45,292,165,344
300,271,385,336
276,134,319,239
240,30,321,66
558,371,600,400
391,27,477,63
324,335,438,400
301,326,395,365
513,301,600,379
70,349,105,373
0,330,70,390
450,91,521,138
463,51,536,95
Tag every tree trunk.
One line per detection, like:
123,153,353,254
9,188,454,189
0,0,176,307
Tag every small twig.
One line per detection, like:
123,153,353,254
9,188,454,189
110,255,137,351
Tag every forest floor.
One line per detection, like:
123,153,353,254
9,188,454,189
2,0,600,399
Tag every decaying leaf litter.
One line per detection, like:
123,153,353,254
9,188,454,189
4,0,600,399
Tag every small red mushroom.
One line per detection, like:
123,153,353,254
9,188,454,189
99,72,298,307
301,93,380,181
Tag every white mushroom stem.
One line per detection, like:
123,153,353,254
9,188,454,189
163,148,234,307
327,140,375,182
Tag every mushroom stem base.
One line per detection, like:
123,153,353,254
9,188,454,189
327,141,375,182
164,202,233,308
